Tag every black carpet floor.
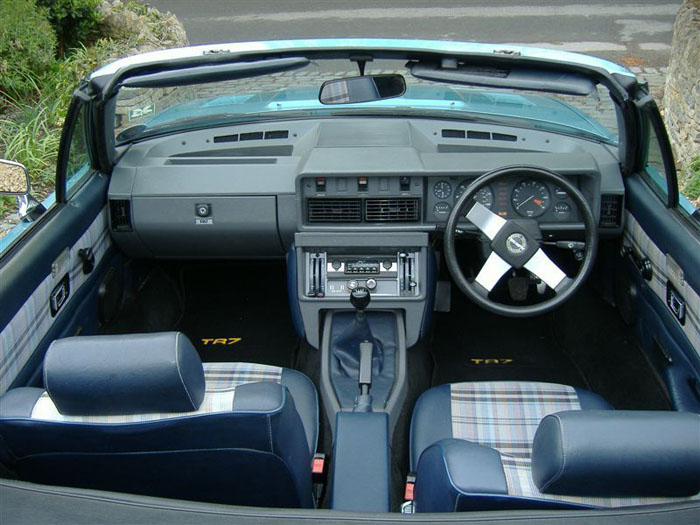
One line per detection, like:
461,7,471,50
176,263,299,367
429,292,588,389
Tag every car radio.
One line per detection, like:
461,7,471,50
305,252,420,298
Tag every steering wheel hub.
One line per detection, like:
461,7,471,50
506,233,527,255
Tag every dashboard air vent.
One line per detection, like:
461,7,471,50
467,130,490,140
441,129,518,142
109,199,132,232
599,194,623,228
442,129,466,138
240,132,264,141
213,134,238,143
492,132,517,142
365,198,420,222
308,198,362,222
214,130,289,143
265,130,289,139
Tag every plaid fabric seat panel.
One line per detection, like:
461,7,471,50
449,381,698,507
29,362,283,423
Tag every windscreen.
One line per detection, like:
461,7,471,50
113,58,619,145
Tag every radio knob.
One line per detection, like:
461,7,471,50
347,280,358,290
366,278,377,290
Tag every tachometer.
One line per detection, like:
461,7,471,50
454,181,494,209
433,181,452,199
511,180,550,217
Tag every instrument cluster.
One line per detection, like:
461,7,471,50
428,176,580,223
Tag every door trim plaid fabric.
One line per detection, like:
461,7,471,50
0,207,111,395
30,362,282,424
450,381,698,507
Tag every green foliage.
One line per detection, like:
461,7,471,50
681,155,700,202
0,0,56,101
0,41,121,200
0,195,13,216
37,0,104,57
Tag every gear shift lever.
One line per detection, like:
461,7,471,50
348,287,374,411
350,286,371,318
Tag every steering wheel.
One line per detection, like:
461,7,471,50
444,166,598,317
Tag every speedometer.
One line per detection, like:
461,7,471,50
511,180,550,217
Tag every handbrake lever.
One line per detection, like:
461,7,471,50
354,340,374,412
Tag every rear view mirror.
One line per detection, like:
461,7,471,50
0,159,30,195
319,74,406,105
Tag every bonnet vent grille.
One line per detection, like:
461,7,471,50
365,198,420,222
109,200,132,232
599,194,623,228
307,199,362,222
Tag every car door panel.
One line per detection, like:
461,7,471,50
0,173,116,393
620,174,700,412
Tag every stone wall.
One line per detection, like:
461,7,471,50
663,0,700,171
99,1,191,135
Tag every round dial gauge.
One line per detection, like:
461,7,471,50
511,180,551,217
454,181,494,209
433,181,452,199
433,201,452,219
553,202,571,220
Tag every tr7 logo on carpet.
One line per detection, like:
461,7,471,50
469,358,513,365
201,338,242,346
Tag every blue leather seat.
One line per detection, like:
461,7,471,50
410,381,700,511
0,332,318,508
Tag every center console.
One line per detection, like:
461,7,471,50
290,232,436,511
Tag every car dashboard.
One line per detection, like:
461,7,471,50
108,117,624,260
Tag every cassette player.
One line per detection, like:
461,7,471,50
344,260,380,275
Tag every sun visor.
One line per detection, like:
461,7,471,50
409,62,597,96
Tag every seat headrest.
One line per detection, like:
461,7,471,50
532,410,700,498
44,332,205,416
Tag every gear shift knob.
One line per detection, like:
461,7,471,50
350,286,371,311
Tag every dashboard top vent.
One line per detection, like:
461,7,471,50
214,130,289,143
240,132,264,141
308,198,362,223
213,134,238,143
441,129,517,142
365,198,420,222
600,194,623,228
442,129,466,138
109,199,132,232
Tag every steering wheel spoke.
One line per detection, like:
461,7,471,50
523,248,567,290
475,251,512,292
465,201,507,240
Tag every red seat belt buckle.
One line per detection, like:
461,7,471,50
404,474,416,501
312,453,326,478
